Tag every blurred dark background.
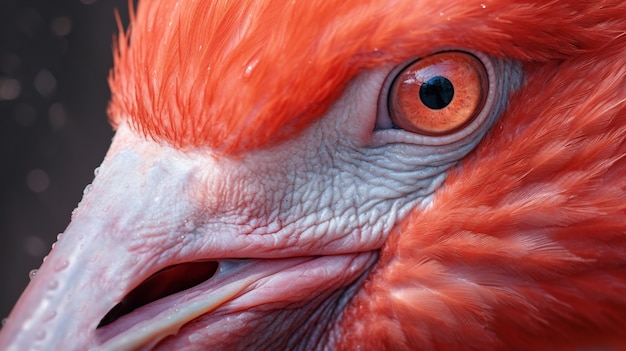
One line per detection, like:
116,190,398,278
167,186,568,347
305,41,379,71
0,0,135,322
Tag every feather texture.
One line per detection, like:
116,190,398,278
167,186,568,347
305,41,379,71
108,0,624,154
1,0,617,349
106,0,626,348
338,31,626,351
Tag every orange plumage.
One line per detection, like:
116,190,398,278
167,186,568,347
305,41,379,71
1,0,625,350
339,39,626,349
108,1,624,153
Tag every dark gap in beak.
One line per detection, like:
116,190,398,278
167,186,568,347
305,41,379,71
97,261,219,328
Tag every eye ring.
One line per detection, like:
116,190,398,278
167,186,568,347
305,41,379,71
387,51,489,136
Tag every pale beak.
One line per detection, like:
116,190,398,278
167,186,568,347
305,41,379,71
0,125,375,350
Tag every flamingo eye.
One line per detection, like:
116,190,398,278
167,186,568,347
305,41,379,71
388,51,488,135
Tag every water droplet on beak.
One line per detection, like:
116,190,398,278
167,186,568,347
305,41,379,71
29,269,38,281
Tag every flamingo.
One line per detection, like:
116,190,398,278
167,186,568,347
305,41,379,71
1,0,625,349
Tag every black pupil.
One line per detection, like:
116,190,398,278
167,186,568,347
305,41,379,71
419,76,454,110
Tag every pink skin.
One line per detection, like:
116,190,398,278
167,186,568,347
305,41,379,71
0,69,391,350
0,121,380,350
0,52,510,349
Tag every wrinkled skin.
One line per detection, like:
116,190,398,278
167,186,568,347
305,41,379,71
0,53,519,349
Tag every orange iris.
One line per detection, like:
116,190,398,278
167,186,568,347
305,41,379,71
389,51,488,135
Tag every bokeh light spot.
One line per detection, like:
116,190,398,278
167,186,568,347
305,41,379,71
25,236,47,257
49,102,67,129
34,69,57,97
26,169,50,193
0,78,21,100
51,16,72,37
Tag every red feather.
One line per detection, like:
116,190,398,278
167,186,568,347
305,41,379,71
339,33,626,351
1,1,625,350
108,0,624,154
